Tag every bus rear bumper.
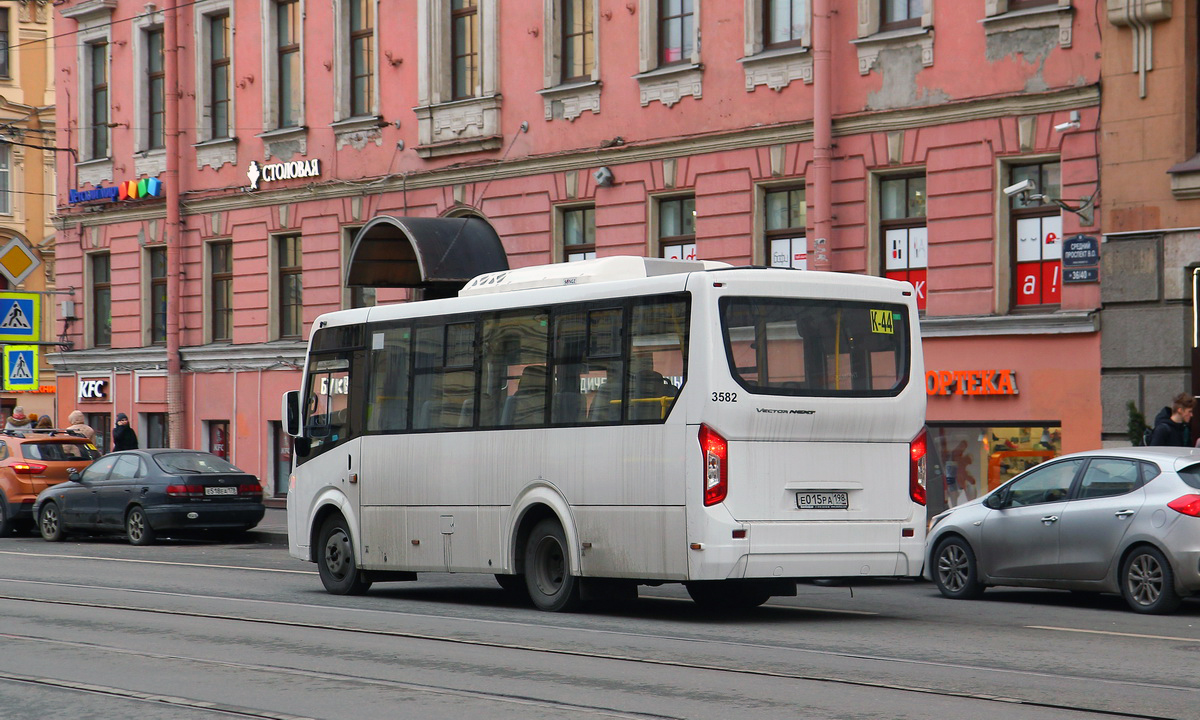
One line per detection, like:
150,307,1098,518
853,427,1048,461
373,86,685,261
688,520,926,580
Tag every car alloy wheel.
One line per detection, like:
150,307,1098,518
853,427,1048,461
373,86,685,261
933,536,984,600
1122,547,1182,614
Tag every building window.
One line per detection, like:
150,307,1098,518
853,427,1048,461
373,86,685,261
765,187,806,269
209,241,233,341
1007,0,1056,9
765,0,808,49
881,0,922,31
1011,161,1062,308
89,42,109,159
659,0,694,65
562,0,594,83
349,0,374,117
659,196,696,260
0,145,10,215
276,0,302,128
87,413,111,453
562,206,596,262
0,9,10,79
91,253,112,348
149,247,167,344
209,13,231,139
277,234,303,338
145,413,168,448
451,0,480,100
146,28,165,150
927,424,1061,514
880,174,927,311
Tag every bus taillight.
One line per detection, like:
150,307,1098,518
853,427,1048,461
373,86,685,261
910,428,928,506
699,424,728,506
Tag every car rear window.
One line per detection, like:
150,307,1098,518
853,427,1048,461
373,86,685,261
1178,463,1200,490
22,442,101,462
154,452,243,474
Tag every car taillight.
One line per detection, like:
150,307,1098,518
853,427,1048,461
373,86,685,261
910,428,927,506
166,484,204,497
239,483,263,496
1168,494,1200,517
699,424,728,506
11,462,47,475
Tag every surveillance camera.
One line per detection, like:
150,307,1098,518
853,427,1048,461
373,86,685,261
594,166,614,187
1003,179,1036,197
1054,120,1080,132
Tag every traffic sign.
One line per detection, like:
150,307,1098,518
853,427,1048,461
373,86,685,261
0,292,39,342
3,345,38,391
0,238,40,285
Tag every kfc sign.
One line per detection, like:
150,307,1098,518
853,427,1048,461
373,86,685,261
78,378,109,400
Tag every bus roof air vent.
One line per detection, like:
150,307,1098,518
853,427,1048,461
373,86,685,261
459,256,730,296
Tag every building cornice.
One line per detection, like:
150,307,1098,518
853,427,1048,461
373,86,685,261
48,341,307,373
920,310,1098,338
54,85,1100,229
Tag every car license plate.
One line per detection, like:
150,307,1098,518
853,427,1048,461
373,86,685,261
204,486,237,496
796,491,848,510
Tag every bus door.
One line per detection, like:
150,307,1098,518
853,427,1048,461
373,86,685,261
300,350,367,535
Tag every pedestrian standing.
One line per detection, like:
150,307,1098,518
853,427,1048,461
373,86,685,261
35,415,53,431
112,413,139,450
5,406,32,431
1148,393,1195,447
65,410,97,443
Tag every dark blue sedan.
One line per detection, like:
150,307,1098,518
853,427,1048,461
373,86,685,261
33,449,265,545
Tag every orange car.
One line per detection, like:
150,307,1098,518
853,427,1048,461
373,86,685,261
0,430,101,535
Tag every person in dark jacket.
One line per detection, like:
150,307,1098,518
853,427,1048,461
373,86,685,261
112,413,139,451
1149,393,1195,447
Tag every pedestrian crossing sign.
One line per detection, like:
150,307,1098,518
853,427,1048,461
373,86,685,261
3,345,38,391
0,292,39,343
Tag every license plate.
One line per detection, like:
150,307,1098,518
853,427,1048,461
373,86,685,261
204,486,237,496
796,491,849,510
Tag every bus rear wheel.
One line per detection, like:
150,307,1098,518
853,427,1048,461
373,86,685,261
317,515,372,596
524,519,581,612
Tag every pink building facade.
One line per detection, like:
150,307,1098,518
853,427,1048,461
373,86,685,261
51,0,1103,512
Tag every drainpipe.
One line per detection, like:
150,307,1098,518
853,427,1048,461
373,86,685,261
164,0,184,448
810,0,833,271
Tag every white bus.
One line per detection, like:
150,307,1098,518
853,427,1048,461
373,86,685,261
283,257,928,611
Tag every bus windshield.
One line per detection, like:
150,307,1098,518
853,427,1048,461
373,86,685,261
720,297,909,397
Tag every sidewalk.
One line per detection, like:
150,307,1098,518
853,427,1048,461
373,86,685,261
248,505,289,546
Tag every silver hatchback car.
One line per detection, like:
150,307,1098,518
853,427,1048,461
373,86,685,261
925,447,1200,614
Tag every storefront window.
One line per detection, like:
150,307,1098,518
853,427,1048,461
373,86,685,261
926,424,1062,515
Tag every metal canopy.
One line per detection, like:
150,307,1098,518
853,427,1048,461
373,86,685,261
344,216,509,296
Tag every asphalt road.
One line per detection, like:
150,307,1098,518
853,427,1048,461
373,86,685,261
0,526,1197,720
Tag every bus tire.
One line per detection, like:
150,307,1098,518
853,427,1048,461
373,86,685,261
685,581,772,610
524,519,581,612
317,515,372,596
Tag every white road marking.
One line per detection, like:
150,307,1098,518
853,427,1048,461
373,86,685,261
1027,625,1200,644
0,549,312,574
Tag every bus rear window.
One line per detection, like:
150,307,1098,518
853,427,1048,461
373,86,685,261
720,297,909,397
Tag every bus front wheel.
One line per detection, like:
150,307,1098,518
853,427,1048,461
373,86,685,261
524,519,581,612
317,515,372,596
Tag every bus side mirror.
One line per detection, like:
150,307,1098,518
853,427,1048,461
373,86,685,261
282,391,302,437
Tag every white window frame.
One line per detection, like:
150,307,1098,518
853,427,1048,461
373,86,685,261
852,0,934,75
259,0,308,157
63,0,117,186
133,9,167,177
741,0,813,92
996,154,1061,314
141,244,168,347
194,0,238,170
0,144,11,216
539,0,601,122
333,0,380,126
634,0,703,107
414,0,501,157
983,0,1075,48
